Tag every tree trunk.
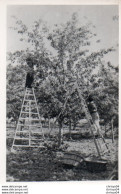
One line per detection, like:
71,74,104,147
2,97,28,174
73,120,77,131
104,124,107,137
48,118,50,131
111,118,114,143
69,119,72,139
58,121,63,147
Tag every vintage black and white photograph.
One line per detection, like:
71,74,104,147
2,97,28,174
6,5,119,181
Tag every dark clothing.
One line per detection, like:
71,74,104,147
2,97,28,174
87,101,97,114
25,72,34,88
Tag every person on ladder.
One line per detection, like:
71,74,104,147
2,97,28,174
87,95,102,137
25,69,34,88
25,58,34,88
24,58,34,126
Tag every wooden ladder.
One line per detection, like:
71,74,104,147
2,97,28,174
12,87,44,149
74,81,110,159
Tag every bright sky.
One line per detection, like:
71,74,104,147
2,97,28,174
7,5,119,66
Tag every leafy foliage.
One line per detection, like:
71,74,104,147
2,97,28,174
7,13,118,144
7,64,26,120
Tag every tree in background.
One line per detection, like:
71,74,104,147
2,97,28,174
7,13,118,146
7,63,26,122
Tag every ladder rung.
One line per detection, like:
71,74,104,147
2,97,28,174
31,113,39,115
17,124,29,126
24,99,35,102
30,124,42,126
16,130,43,135
13,145,29,147
20,113,39,115
21,111,29,114
22,105,37,108
29,145,44,148
22,105,30,107
26,93,33,95
29,118,40,120
21,112,38,115
19,118,29,120
19,118,40,120
30,139,42,141
31,132,43,134
31,125,42,126
25,98,34,101
16,131,29,133
14,136,44,139
12,144,44,148
17,124,41,127
25,94,34,96
30,128,42,130
14,137,29,140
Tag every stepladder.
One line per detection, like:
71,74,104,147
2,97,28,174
12,87,44,149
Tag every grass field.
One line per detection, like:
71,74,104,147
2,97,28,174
6,126,118,181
